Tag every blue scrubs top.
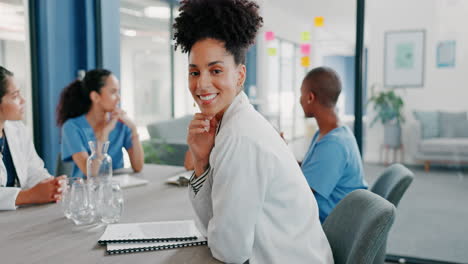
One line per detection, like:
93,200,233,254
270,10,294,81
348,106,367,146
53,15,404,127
301,126,368,223
61,115,133,178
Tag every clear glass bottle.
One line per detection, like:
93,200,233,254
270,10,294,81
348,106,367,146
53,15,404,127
87,141,113,183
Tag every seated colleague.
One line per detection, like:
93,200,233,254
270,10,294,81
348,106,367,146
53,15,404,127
173,1,333,263
56,69,144,178
299,66,368,223
0,66,65,210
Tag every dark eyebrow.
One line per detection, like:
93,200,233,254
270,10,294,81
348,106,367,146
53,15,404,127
189,61,224,68
208,61,224,66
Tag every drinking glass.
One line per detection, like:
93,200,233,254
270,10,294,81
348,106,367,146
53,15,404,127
69,180,97,225
59,177,83,219
96,182,124,224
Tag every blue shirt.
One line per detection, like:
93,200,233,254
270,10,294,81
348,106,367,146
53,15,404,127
301,126,367,223
0,136,18,187
61,115,133,178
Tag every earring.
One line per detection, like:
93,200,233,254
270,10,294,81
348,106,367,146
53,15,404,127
307,100,311,104
193,102,196,107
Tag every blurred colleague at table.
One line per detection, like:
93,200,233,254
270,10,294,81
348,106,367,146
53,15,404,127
173,1,333,263
56,69,144,178
0,66,65,210
299,66,367,223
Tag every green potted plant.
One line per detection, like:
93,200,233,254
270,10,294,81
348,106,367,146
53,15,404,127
367,89,405,148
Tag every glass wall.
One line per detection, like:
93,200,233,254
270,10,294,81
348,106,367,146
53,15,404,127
0,0,32,130
120,0,172,137
261,38,306,141
364,0,468,262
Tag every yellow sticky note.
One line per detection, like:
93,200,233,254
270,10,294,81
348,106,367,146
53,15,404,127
301,56,310,67
301,31,311,42
314,16,325,27
267,47,277,56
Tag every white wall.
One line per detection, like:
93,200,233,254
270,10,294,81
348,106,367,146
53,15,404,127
364,0,468,163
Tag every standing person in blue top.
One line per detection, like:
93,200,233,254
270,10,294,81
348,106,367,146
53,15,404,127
299,66,368,223
56,69,144,178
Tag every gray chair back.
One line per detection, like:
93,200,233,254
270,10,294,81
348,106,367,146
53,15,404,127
371,163,414,207
322,189,396,264
147,115,193,141
55,153,73,177
370,163,414,263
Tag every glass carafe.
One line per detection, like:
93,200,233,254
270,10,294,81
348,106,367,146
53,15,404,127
87,141,112,183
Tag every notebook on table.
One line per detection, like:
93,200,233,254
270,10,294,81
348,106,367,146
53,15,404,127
98,220,202,245
106,235,207,255
98,220,207,255
112,174,149,189
165,170,193,186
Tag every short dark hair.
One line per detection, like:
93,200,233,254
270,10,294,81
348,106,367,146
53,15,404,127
303,67,342,108
56,69,112,127
172,0,263,65
0,66,14,103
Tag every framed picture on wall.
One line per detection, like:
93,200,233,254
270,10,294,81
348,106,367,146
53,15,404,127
384,30,425,88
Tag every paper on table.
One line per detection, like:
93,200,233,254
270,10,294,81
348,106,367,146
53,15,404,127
165,170,193,186
98,220,199,244
112,174,149,189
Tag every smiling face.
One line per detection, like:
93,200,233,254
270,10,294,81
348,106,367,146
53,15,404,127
0,76,26,121
188,38,246,118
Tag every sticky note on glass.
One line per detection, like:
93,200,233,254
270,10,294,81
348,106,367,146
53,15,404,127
301,56,310,67
301,31,311,41
314,16,324,27
300,44,311,55
267,47,277,56
265,31,275,41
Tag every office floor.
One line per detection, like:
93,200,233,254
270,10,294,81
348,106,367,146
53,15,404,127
364,163,468,263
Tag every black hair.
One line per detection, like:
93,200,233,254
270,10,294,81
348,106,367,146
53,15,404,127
303,67,342,108
56,69,112,127
172,0,263,65
0,66,14,103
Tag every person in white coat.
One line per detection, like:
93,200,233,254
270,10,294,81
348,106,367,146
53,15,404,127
0,66,64,210
172,1,334,263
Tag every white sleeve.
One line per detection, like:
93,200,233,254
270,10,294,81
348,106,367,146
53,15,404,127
207,136,270,263
0,187,20,210
23,125,51,188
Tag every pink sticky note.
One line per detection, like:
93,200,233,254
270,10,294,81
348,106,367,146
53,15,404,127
301,44,311,55
265,31,275,41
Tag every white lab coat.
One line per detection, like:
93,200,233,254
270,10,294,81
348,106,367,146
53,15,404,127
189,92,334,264
0,121,52,210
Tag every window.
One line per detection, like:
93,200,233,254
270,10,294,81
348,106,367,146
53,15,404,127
262,38,306,141
120,0,172,135
0,0,32,131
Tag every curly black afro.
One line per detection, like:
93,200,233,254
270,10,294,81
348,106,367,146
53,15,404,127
173,0,263,65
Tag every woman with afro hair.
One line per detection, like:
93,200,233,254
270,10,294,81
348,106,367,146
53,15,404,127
173,0,333,263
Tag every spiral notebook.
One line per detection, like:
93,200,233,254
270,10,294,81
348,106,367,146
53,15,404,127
106,235,207,255
98,220,202,245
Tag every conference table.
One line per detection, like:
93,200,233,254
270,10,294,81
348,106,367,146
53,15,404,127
0,164,222,264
